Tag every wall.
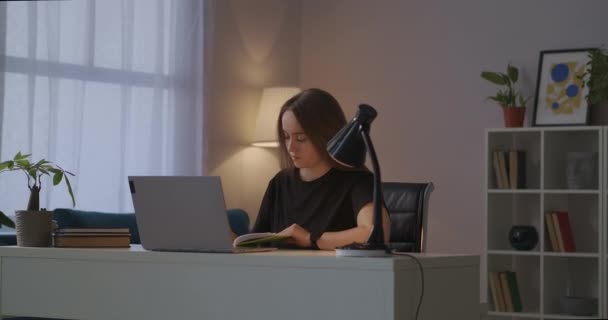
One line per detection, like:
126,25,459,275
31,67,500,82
205,0,300,217
300,0,608,254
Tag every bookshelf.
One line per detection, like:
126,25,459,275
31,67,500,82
485,126,604,319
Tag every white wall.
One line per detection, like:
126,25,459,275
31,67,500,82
205,0,300,217
300,0,608,256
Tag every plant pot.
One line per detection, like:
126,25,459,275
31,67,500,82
15,210,53,247
502,106,526,128
589,102,608,125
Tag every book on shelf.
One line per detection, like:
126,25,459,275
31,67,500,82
551,212,566,252
489,271,523,313
499,272,514,312
498,151,509,189
493,151,505,189
232,232,291,247
505,271,522,312
491,150,526,189
508,150,526,189
555,211,576,252
53,234,131,248
488,271,506,312
545,212,560,252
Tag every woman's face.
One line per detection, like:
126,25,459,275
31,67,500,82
281,110,324,169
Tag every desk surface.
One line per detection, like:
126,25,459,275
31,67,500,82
0,244,477,270
0,245,480,320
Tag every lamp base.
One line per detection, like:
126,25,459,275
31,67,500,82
335,242,390,257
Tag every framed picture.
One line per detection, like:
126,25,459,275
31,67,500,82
533,48,594,126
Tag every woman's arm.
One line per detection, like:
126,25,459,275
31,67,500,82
316,202,390,250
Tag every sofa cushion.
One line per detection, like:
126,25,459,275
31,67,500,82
53,208,252,244
226,208,250,236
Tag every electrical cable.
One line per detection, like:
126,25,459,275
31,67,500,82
391,251,424,320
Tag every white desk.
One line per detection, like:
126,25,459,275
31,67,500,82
0,245,479,320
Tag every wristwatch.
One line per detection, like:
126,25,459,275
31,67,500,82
309,232,321,250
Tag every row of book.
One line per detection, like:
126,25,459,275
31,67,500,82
545,211,576,252
492,150,526,189
53,228,131,248
489,271,522,312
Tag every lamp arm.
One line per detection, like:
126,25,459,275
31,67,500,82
360,126,384,246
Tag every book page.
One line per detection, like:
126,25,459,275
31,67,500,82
233,233,291,247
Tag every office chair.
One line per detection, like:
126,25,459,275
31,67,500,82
382,182,434,253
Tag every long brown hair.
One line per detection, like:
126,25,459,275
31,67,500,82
277,88,348,170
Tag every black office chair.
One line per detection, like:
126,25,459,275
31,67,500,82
382,182,434,253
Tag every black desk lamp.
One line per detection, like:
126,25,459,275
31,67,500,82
327,104,389,257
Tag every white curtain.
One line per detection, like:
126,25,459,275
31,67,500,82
0,0,204,216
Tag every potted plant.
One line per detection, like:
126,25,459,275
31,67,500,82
481,64,531,127
582,47,608,124
0,151,75,246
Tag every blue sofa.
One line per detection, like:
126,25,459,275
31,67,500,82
0,208,251,246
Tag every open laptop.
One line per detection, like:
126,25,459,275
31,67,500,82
128,176,274,253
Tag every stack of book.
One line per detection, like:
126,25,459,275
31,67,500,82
53,228,131,248
492,150,526,189
545,211,576,252
489,270,522,312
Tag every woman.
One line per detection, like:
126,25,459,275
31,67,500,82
252,88,390,250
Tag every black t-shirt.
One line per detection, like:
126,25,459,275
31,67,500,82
252,167,374,239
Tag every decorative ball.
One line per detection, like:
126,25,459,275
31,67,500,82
509,225,538,251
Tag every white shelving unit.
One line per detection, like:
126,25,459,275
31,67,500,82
485,126,604,320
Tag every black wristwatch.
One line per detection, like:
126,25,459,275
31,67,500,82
309,232,321,250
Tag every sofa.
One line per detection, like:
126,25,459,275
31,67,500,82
0,208,251,246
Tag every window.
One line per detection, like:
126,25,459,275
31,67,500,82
0,0,204,216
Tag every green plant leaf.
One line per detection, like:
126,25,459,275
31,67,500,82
481,71,508,85
16,159,30,167
47,167,61,175
34,159,49,167
14,152,30,160
27,168,37,179
508,64,519,82
65,175,76,207
517,94,529,107
0,211,15,229
2,152,76,209
0,161,11,170
53,172,63,185
583,47,608,104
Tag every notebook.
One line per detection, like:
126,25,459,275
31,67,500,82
128,176,274,253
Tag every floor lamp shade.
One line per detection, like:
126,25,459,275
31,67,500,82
252,87,301,147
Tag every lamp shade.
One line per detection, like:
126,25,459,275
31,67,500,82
252,87,301,147
327,104,378,167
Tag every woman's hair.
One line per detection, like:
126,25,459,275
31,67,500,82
277,88,348,170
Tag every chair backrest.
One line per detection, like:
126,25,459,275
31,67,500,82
382,182,434,252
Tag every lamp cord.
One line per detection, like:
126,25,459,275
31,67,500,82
391,251,424,320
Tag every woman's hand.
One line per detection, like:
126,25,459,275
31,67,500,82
278,223,311,248
229,230,237,241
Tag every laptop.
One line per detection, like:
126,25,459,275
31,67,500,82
128,176,274,253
